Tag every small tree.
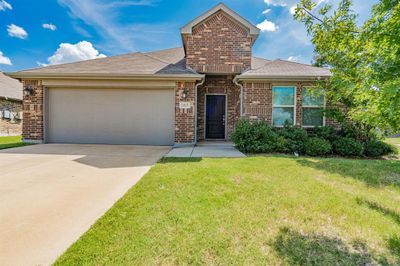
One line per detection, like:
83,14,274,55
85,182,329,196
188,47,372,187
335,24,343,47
294,0,400,134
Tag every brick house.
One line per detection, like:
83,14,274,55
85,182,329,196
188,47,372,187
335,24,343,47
0,72,22,136
9,3,332,145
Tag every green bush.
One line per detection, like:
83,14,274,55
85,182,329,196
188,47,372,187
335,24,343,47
340,122,377,142
275,135,290,153
278,124,308,153
231,119,391,158
305,138,332,156
231,120,277,153
364,140,395,157
313,126,338,142
333,137,364,157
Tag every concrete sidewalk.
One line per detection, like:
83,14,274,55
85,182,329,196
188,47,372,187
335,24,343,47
165,142,245,158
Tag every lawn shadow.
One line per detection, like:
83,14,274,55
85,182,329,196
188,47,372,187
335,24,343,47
388,236,400,262
273,227,389,265
295,158,400,188
356,198,400,225
159,157,203,163
356,198,400,263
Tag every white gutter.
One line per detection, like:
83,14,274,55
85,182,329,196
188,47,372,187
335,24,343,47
0,96,22,102
233,76,244,117
6,72,205,81
234,75,331,81
194,77,205,144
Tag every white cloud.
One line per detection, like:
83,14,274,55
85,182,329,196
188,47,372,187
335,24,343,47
264,0,287,7
255,0,378,64
289,5,297,15
287,55,302,62
0,51,12,65
42,23,57,31
316,0,329,6
58,0,159,53
42,41,106,66
257,19,279,32
7,24,28,39
0,0,12,11
262,9,271,15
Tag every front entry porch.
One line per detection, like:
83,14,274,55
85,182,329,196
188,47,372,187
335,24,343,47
196,75,241,142
205,94,226,140
165,141,245,158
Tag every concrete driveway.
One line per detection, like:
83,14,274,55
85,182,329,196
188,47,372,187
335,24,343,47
0,144,170,266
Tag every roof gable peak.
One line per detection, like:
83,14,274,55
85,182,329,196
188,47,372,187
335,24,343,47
180,3,260,36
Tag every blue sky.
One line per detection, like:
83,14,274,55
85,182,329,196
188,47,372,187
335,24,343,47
0,0,378,72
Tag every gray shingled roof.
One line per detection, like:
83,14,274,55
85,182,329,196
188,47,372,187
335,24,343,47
239,59,331,78
12,47,270,76
0,72,22,101
10,47,329,79
12,48,198,76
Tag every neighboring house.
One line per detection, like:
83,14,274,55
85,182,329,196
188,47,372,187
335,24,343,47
9,3,334,146
0,72,22,136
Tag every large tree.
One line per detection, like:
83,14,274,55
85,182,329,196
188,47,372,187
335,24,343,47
294,0,400,133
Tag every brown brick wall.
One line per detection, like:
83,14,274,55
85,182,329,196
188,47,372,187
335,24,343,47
242,82,273,122
197,75,240,141
0,99,22,136
18,78,340,145
183,10,252,74
242,81,340,128
175,81,196,143
21,80,44,141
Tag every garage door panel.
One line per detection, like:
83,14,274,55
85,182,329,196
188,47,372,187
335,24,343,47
47,88,174,145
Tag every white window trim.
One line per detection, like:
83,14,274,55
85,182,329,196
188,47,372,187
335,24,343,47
272,86,296,127
302,86,326,128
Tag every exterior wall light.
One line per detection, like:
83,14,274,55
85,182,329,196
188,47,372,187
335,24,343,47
23,86,35,97
181,89,189,101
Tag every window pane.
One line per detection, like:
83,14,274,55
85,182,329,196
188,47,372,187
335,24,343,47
303,108,324,126
3,110,11,119
273,107,294,126
273,87,295,106
302,88,324,106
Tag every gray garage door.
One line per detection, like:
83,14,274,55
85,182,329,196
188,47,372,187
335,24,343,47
46,88,175,145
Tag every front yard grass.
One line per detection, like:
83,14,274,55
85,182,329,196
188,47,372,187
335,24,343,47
386,137,400,158
56,156,400,265
386,137,400,148
0,136,30,150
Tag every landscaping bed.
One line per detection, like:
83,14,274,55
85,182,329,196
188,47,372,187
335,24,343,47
231,120,396,158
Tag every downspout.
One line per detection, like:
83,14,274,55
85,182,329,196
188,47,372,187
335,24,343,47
233,76,244,117
194,77,205,145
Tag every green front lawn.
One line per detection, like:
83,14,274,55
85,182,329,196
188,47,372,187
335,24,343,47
386,137,400,147
0,136,30,150
386,138,400,157
56,156,400,265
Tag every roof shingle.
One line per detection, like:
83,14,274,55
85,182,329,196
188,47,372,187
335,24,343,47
10,47,330,79
239,59,331,78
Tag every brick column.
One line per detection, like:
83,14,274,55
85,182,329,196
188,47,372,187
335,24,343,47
295,83,303,126
22,80,44,143
175,82,196,144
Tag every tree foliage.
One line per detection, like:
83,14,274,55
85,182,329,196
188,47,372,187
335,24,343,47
294,0,400,133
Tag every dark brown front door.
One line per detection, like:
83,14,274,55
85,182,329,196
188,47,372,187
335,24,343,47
206,95,226,139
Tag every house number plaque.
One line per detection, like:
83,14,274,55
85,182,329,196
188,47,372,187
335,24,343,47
179,102,191,109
